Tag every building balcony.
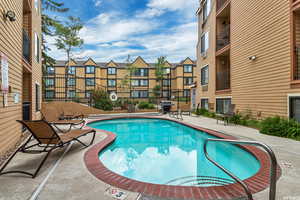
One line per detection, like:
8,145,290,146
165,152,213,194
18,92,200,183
23,29,31,64
216,0,230,14
216,71,230,91
216,25,230,51
292,0,300,11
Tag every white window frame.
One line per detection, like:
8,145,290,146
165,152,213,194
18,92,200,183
203,0,211,22
201,31,209,54
201,65,209,86
34,32,40,63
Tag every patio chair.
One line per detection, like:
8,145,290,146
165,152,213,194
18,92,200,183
0,120,96,178
169,106,183,120
216,104,236,125
41,106,85,132
180,104,192,116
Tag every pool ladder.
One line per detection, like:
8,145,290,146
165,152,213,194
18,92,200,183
203,139,278,200
165,139,278,200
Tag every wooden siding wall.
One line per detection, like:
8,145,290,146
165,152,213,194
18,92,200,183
196,0,298,118
0,0,42,155
231,0,291,118
0,0,24,156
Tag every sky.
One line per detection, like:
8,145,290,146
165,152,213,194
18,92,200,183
46,0,198,63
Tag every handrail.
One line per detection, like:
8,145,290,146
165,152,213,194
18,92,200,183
204,138,278,200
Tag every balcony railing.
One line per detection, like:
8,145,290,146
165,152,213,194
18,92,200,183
216,25,230,51
294,46,300,80
216,70,230,91
23,29,31,63
217,0,228,12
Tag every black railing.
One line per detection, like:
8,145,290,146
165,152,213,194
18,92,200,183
294,46,300,80
23,29,31,63
216,70,230,91
216,25,230,51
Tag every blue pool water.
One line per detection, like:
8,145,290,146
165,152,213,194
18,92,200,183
88,118,260,186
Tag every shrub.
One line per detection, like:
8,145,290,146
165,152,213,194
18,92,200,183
260,116,300,139
92,89,113,111
196,108,209,116
138,102,155,110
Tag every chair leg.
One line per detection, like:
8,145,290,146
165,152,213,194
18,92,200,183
0,146,54,178
75,131,96,148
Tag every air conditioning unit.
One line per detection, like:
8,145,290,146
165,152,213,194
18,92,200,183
201,52,207,58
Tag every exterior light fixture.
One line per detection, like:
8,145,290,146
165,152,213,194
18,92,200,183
5,10,16,22
249,56,257,61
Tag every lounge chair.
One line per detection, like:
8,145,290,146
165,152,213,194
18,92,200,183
180,104,192,116
41,106,85,132
169,106,183,120
0,120,96,178
216,104,236,125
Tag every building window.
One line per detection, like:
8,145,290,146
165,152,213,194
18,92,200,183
86,66,95,74
68,66,76,75
45,78,54,87
216,98,231,114
86,78,95,86
203,0,211,22
131,91,148,98
34,33,40,63
108,67,116,75
201,32,209,54
67,78,75,86
162,90,170,98
35,83,40,111
184,65,193,73
164,68,170,74
67,90,76,98
184,89,190,97
201,99,209,110
184,77,193,86
289,96,300,122
140,79,148,86
85,90,93,98
131,79,148,87
108,79,116,87
201,65,209,85
163,79,170,86
132,69,149,77
45,90,55,99
34,0,40,13
46,66,55,74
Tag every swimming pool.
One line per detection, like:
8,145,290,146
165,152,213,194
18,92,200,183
88,118,260,186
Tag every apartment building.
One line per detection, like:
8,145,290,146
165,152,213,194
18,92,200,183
195,0,300,121
43,57,196,102
0,0,42,155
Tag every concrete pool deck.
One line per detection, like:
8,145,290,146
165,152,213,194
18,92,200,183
0,114,300,200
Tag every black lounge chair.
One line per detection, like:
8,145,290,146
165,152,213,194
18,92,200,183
0,120,96,178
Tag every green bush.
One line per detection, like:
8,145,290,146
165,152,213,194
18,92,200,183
92,89,113,111
138,102,155,110
196,108,208,116
260,116,300,139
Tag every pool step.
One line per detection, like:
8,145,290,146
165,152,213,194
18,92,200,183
165,176,235,186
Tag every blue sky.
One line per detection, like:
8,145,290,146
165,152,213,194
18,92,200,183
47,0,198,63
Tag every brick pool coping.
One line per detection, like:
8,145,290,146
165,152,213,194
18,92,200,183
84,116,281,200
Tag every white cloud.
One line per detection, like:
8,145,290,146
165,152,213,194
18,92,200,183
94,0,102,7
80,12,158,45
136,8,164,18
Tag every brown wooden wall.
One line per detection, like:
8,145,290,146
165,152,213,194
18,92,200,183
0,0,42,155
196,0,300,119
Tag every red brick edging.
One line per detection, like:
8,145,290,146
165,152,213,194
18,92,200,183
84,116,281,200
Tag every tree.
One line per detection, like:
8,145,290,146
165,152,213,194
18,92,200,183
119,55,137,101
54,16,84,100
154,56,168,98
41,0,69,72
